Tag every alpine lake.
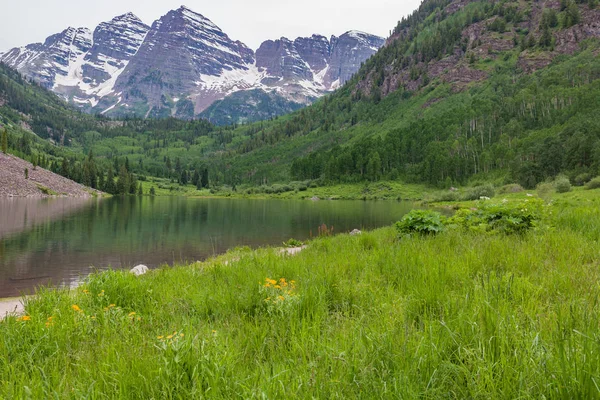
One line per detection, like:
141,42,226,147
0,197,415,297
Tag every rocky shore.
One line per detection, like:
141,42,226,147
0,152,102,198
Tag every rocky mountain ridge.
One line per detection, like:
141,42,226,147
1,6,383,122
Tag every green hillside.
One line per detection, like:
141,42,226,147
2,0,600,193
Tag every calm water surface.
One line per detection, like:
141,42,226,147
0,197,415,297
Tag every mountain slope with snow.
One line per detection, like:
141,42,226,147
1,6,384,123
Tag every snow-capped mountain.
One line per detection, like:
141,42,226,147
0,6,384,122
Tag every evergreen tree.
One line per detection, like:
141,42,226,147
1,128,7,154
116,165,130,195
60,158,70,178
180,170,188,185
105,168,116,194
192,170,200,187
539,25,552,48
129,174,138,195
149,186,156,196
366,152,382,181
201,168,209,188
137,182,143,196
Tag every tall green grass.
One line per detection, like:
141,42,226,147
2,195,600,397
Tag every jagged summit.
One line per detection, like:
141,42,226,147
0,5,384,122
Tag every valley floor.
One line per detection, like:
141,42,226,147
1,188,599,397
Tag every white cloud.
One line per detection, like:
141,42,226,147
1,0,421,52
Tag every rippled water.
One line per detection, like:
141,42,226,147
0,197,415,297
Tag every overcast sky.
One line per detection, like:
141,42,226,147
0,0,421,52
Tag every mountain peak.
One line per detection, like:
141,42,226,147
113,12,144,24
171,5,220,31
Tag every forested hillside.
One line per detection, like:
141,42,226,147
204,0,600,189
2,0,600,192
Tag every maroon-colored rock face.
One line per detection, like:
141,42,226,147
1,6,384,119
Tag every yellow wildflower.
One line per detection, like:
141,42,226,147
128,312,136,317
157,336,164,339
180,333,184,337
274,285,281,289
109,304,116,308
278,295,285,301
71,304,82,312
17,315,31,322
166,334,174,339
82,289,89,294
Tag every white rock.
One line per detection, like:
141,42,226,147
130,264,149,276
350,229,362,236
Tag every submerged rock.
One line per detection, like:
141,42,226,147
130,264,149,276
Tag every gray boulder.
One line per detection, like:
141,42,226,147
130,264,149,276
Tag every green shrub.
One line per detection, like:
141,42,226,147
553,176,571,193
283,238,304,248
462,184,495,201
433,190,460,202
536,182,554,202
574,173,592,186
497,183,524,194
448,199,543,235
585,177,600,190
396,210,446,236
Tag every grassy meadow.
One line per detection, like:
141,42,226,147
139,178,432,201
1,188,600,398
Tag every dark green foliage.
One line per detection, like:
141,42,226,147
488,17,506,32
497,184,524,194
201,168,209,189
1,127,7,154
539,25,553,48
574,172,592,186
553,176,572,193
149,186,156,196
585,176,600,189
562,0,581,27
462,184,495,201
448,200,542,235
396,209,446,236
541,8,559,29
199,89,306,125
283,238,304,248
